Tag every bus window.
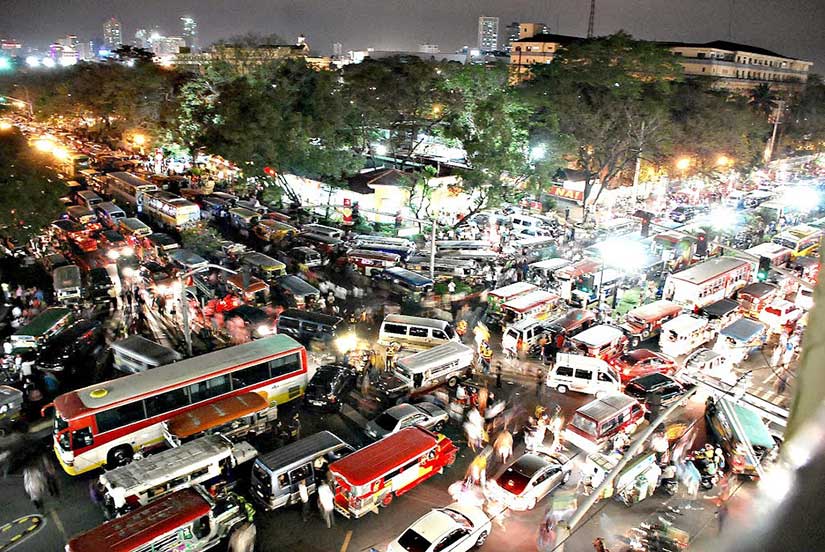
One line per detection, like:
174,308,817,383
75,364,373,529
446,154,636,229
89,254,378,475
72,427,94,449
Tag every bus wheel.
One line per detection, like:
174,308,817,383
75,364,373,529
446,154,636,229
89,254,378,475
107,446,133,468
380,493,393,508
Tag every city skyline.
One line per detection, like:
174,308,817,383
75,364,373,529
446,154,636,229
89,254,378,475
0,0,822,70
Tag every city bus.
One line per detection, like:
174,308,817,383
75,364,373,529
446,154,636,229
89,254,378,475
143,190,201,230
104,172,159,211
663,257,752,310
60,152,91,178
772,223,822,258
49,335,307,475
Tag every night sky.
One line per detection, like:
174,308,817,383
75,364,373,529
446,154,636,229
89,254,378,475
2,0,823,71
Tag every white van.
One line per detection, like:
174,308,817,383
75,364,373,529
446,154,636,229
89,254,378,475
659,314,716,357
302,223,344,242
502,317,548,357
76,190,103,209
378,314,458,350
392,341,475,392
510,214,544,236
546,353,620,397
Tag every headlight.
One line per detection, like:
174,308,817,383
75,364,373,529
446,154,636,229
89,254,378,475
336,332,358,353
106,249,120,260
256,324,272,336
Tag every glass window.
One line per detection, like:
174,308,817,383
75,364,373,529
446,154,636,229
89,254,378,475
575,369,593,381
278,317,299,329
409,327,429,338
555,366,574,378
188,375,231,403
289,463,312,484
145,387,190,418
232,361,271,389
383,323,407,335
96,400,146,433
432,330,447,340
72,427,94,450
598,371,614,383
269,353,301,378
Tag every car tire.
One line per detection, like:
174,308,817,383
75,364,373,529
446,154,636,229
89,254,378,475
631,336,640,348
447,376,458,388
107,445,133,468
595,391,605,399
433,421,445,432
557,385,568,394
475,530,489,547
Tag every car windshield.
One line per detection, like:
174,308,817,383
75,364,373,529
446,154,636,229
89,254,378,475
497,466,531,495
442,508,474,528
374,413,399,431
397,529,432,552
570,413,598,436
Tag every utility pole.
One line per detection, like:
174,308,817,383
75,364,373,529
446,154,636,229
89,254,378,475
632,120,646,201
764,100,786,164
587,0,596,38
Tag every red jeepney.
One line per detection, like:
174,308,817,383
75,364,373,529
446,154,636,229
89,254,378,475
345,248,400,275
737,282,780,319
621,300,683,347
328,427,457,518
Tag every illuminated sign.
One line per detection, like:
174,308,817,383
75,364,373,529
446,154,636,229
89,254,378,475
548,186,584,203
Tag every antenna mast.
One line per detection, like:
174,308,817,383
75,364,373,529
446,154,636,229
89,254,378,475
587,0,596,38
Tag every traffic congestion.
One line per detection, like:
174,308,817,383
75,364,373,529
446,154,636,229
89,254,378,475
0,119,822,552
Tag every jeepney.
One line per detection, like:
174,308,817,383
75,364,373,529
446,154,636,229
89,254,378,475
0,385,23,435
66,486,252,552
274,275,321,309
163,392,277,448
226,273,270,306
8,307,73,353
111,334,182,374
329,427,457,518
706,397,775,477
346,249,400,275
713,318,767,365
500,289,560,324
621,300,682,348
241,252,287,281
487,282,538,318
737,282,781,319
659,314,716,358
563,394,645,453
99,434,257,518
53,264,83,305
570,324,627,361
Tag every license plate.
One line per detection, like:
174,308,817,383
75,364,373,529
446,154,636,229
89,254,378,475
310,400,324,406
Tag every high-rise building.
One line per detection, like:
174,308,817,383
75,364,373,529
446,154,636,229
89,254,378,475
180,16,198,51
332,42,343,57
478,16,499,52
134,29,150,49
418,44,440,54
103,17,122,48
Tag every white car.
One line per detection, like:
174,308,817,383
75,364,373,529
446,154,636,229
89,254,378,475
759,299,803,328
487,450,571,511
364,402,448,440
388,502,492,552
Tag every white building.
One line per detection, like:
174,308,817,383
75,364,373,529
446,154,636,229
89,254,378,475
478,16,499,52
103,17,122,48
418,44,440,54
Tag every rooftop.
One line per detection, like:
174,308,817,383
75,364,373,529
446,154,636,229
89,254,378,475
662,40,795,60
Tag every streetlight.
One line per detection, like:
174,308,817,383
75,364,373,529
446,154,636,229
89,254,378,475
595,238,646,316
0,121,12,131
529,144,547,162
716,155,732,168
675,157,691,172
133,133,146,155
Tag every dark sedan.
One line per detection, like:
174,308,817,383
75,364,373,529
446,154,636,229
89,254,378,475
305,364,358,412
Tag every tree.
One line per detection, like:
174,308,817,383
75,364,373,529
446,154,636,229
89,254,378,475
342,56,457,168
204,59,362,203
404,166,438,232
784,75,825,153
180,224,223,258
112,45,155,65
749,83,778,117
523,32,683,216
0,129,65,244
161,76,220,162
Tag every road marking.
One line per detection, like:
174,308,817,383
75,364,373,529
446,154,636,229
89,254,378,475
0,515,44,551
339,530,353,552
49,510,66,539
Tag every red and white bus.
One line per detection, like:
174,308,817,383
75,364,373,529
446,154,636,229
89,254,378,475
329,427,457,518
663,257,752,311
50,335,307,475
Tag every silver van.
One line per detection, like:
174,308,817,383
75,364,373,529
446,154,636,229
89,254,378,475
377,314,458,350
249,431,352,511
76,190,103,209
546,353,620,397
95,202,126,229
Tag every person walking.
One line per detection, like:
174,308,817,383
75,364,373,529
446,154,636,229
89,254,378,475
227,521,257,552
41,454,59,498
536,368,544,396
495,362,502,389
298,479,311,522
23,462,47,510
317,481,335,528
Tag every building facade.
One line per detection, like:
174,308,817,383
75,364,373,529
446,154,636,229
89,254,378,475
103,17,122,48
478,16,499,52
418,44,440,54
181,16,198,52
665,41,813,94
509,34,813,94
173,40,316,74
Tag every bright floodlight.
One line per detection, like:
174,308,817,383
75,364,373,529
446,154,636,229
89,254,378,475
25,56,40,68
0,57,10,70
41,57,56,68
598,237,647,271
373,143,387,156
34,138,54,152
0,121,12,131
782,187,820,212
133,134,146,145
530,144,547,162
59,57,77,67
709,206,738,231
675,157,691,171
52,146,70,160
716,155,731,167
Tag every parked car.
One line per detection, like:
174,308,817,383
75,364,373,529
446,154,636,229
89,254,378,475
36,319,103,373
669,205,696,223
388,502,492,552
611,349,678,384
488,450,571,511
624,373,688,411
365,402,448,440
305,364,358,412
86,267,115,301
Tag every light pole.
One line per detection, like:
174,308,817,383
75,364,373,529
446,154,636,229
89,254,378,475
177,263,238,357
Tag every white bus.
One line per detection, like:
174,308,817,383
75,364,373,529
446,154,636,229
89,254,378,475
663,257,752,310
105,172,158,211
771,223,822,258
378,314,458,350
143,191,201,230
743,242,793,269
99,434,257,518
